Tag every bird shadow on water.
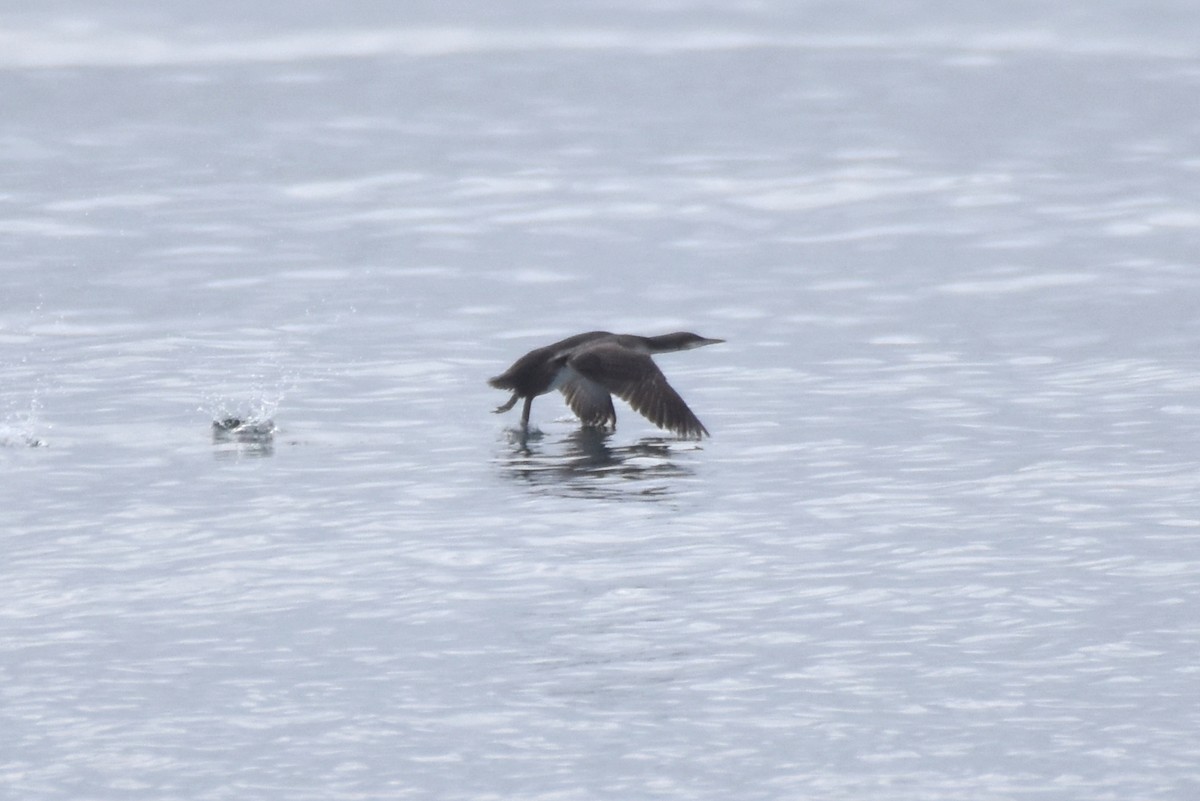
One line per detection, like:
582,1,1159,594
495,427,700,502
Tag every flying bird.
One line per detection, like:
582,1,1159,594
489,331,723,438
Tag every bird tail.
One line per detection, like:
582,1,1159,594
488,372,514,390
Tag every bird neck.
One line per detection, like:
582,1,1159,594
637,334,686,353
612,334,665,354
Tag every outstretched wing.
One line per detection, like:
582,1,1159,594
559,368,617,428
568,344,709,438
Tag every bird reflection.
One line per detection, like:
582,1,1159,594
496,426,699,501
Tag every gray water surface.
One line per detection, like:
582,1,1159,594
3,2,1200,799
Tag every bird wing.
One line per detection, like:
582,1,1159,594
567,344,709,438
559,368,617,428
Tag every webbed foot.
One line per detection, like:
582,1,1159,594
493,393,520,414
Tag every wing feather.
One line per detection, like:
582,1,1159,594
568,345,709,438
559,368,617,428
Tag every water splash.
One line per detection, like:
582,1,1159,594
0,395,47,448
200,387,283,458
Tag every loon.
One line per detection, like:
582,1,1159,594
489,331,723,438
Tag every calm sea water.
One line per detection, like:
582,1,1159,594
3,2,1200,799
